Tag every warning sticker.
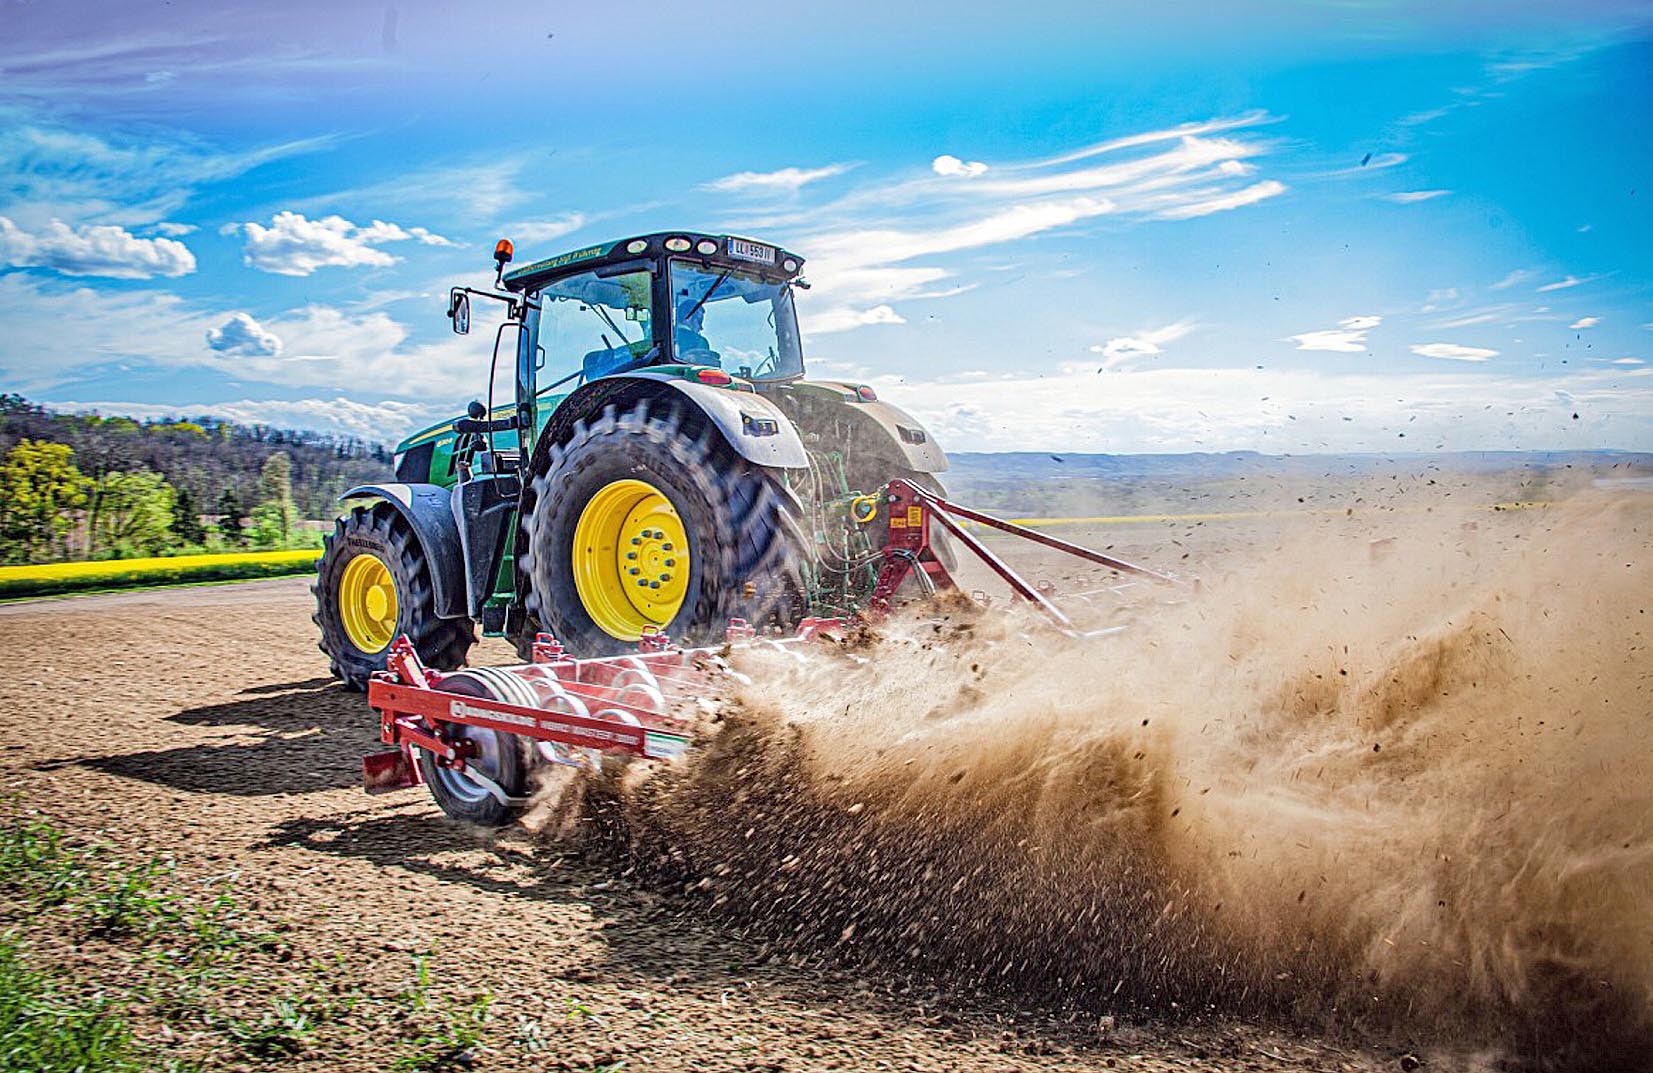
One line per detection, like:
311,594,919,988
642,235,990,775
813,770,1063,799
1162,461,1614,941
907,506,924,526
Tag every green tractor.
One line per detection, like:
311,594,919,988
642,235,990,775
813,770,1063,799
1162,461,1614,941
314,231,950,689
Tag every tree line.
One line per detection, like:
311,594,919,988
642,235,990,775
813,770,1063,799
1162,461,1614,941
0,394,393,565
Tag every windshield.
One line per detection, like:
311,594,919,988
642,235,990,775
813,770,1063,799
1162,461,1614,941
668,261,803,381
536,267,656,388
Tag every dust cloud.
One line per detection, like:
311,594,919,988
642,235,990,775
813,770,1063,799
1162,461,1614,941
603,493,1652,1069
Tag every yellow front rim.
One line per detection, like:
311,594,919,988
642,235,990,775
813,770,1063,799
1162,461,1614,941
572,478,690,641
339,552,398,653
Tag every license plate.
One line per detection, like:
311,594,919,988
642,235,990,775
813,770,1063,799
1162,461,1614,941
727,238,775,264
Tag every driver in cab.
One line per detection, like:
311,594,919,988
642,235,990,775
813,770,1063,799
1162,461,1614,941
673,294,721,368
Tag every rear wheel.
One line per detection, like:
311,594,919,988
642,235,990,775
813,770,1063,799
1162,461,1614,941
313,505,476,690
417,668,533,827
520,399,804,655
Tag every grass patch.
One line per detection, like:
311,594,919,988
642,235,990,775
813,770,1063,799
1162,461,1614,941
0,549,319,600
0,802,520,1069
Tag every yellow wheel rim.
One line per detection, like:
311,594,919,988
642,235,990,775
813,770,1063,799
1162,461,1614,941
572,478,690,641
339,552,398,653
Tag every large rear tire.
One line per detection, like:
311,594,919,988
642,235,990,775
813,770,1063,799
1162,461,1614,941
519,400,805,655
312,505,476,691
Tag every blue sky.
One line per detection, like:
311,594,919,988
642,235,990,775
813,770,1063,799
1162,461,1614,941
2,0,1650,453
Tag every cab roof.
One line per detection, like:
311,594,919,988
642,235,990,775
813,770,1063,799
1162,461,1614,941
501,231,804,293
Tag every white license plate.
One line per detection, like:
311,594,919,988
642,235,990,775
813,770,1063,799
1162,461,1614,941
727,238,775,264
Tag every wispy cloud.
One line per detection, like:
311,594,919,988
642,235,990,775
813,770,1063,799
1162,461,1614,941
1612,357,1645,366
505,212,588,244
1537,274,1597,292
1382,190,1451,203
1570,316,1600,330
705,164,854,194
779,113,1286,333
1288,315,1381,353
0,215,196,278
233,211,451,276
1491,268,1537,290
1089,321,1194,368
0,118,336,230
1411,342,1499,362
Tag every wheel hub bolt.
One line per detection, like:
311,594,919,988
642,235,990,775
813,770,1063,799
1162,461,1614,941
650,581,660,588
629,567,639,576
662,542,674,551
637,579,648,587
630,537,641,545
659,573,670,581
665,558,676,567
626,551,637,560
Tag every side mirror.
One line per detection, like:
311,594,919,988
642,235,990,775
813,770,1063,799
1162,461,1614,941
466,400,486,420
448,290,471,335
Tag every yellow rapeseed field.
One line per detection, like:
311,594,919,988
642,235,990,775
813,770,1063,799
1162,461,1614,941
0,549,320,599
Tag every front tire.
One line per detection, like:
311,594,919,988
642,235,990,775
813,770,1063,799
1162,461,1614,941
312,505,476,690
519,400,804,655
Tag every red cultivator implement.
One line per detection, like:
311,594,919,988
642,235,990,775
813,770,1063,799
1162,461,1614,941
364,481,1181,825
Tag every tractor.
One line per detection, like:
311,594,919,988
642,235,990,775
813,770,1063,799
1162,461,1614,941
313,231,951,690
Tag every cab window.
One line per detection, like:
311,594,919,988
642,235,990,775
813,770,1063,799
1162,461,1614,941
536,267,656,387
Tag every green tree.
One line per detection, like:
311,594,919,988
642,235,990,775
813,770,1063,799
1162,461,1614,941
251,452,297,549
172,486,206,547
92,469,177,557
0,439,90,563
215,488,247,546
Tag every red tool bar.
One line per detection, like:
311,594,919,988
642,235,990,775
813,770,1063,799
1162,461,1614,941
371,679,652,757
895,479,1178,585
923,498,1075,629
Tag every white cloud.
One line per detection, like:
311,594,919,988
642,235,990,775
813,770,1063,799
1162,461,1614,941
1382,190,1451,203
1491,268,1536,290
1612,357,1645,366
505,212,588,244
1570,316,1600,330
932,155,988,178
234,211,451,276
1089,322,1194,368
205,312,282,357
705,164,853,194
152,222,196,236
1155,180,1286,220
0,215,195,278
803,304,905,335
1288,315,1381,353
1537,275,1595,293
1410,342,1499,362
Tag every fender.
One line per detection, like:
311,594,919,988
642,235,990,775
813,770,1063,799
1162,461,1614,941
339,483,467,619
537,372,808,469
792,380,949,474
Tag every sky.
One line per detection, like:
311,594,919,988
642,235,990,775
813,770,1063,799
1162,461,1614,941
2,0,1651,454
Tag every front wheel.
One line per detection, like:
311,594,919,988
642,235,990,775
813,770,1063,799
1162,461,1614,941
312,505,476,690
519,400,805,655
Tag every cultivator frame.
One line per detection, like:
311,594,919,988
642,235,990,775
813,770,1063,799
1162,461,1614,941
363,482,1181,810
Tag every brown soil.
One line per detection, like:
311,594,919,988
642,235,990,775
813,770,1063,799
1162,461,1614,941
0,576,1395,1072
